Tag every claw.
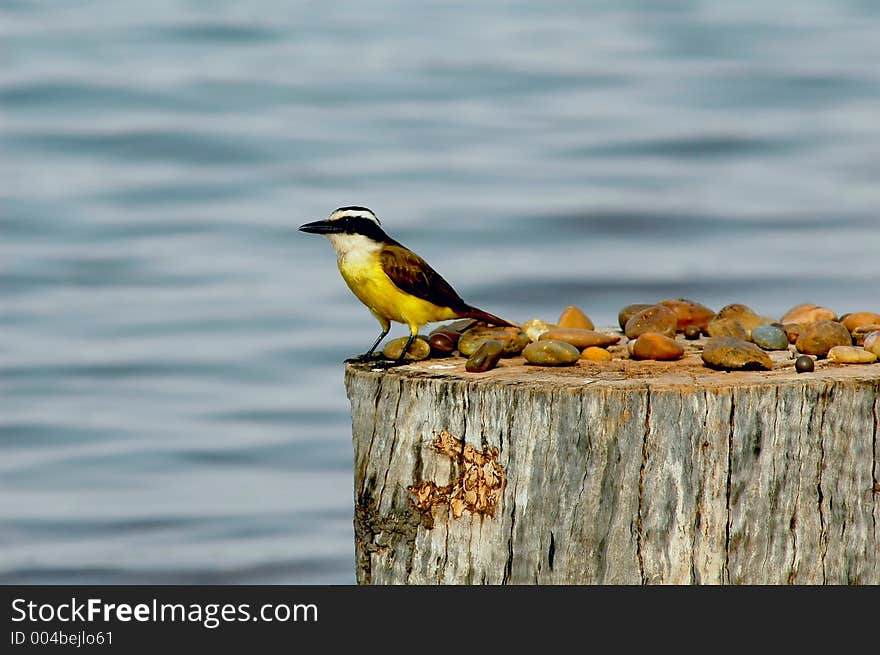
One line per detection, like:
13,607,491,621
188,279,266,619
345,353,385,364
368,359,411,370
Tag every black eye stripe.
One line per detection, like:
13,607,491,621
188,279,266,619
336,215,388,241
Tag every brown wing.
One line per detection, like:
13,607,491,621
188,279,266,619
380,243,467,310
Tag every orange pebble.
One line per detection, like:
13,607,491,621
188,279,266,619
581,346,612,362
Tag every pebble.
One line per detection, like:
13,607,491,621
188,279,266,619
781,303,836,325
684,325,702,340
539,328,621,349
750,324,789,351
795,320,852,357
428,328,461,355
458,327,529,357
624,305,677,339
618,304,654,330
522,340,581,366
557,305,595,330
705,317,749,340
465,340,504,372
852,324,880,346
863,331,880,355
841,312,880,334
521,318,555,342
780,323,802,344
446,318,478,333
701,336,773,371
658,298,715,332
382,336,431,361
795,355,815,373
714,303,771,333
827,345,877,364
581,346,612,362
631,333,684,360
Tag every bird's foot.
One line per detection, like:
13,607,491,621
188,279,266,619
344,353,384,364
366,359,411,370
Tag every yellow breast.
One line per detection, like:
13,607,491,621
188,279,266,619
337,255,457,330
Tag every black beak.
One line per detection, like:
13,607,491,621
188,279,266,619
299,219,340,234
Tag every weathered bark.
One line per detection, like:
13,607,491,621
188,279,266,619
345,356,880,584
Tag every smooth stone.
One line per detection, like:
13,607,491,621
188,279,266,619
781,303,837,325
854,323,880,333
658,298,715,332
430,325,462,342
715,303,754,317
705,317,748,340
827,345,877,364
445,318,478,333
521,318,555,342
458,327,529,357
750,324,789,350
701,336,773,371
795,320,852,357
624,305,677,339
684,325,702,340
631,333,684,361
795,355,815,373
465,340,504,372
581,346,612,362
841,312,880,334
428,336,455,356
714,303,771,333
863,331,880,355
557,305,595,330
852,324,880,346
781,323,803,344
522,340,581,366
382,336,431,361
428,328,461,354
618,303,653,330
539,328,621,349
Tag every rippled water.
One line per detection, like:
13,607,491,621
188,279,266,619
2,1,879,583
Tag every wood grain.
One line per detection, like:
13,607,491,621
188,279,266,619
345,353,880,584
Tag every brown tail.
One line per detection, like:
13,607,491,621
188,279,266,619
458,305,516,327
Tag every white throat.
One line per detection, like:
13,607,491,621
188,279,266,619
326,232,382,265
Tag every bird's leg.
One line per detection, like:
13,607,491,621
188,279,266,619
345,326,390,364
395,333,417,363
368,331,417,370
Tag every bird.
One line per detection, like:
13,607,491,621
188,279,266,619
300,206,514,365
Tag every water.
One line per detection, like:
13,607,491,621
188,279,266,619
2,0,879,584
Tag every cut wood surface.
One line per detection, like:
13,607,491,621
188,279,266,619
345,346,880,584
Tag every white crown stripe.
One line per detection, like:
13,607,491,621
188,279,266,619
328,208,381,225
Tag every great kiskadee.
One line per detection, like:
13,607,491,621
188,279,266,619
300,206,513,364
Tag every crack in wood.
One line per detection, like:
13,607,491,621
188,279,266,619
503,475,517,584
873,389,879,565
817,384,829,584
724,390,735,584
378,377,405,504
636,387,650,584
787,385,805,584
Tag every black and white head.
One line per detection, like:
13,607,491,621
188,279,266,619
299,206,390,256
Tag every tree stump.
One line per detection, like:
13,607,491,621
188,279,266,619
345,350,880,584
